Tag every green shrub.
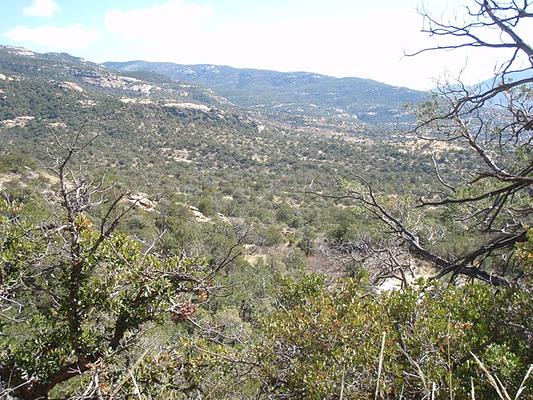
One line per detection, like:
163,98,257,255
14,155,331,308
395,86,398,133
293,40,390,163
255,275,532,399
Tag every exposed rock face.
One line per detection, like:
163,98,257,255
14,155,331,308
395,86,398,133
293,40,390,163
77,99,97,107
163,102,210,112
120,97,153,104
188,205,210,223
0,73,18,82
161,148,192,163
73,70,158,94
48,122,67,129
3,46,35,57
127,193,158,212
0,116,34,128
59,81,84,92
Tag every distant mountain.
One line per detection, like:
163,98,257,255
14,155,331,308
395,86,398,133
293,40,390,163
0,45,231,108
478,70,532,89
104,61,428,123
476,70,532,105
0,44,436,222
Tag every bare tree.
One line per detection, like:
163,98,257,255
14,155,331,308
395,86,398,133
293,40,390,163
0,132,246,399
325,1,532,286
410,0,532,283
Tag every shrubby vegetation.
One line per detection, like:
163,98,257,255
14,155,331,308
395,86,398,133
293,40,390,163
255,275,531,399
1,1,531,398
0,142,245,398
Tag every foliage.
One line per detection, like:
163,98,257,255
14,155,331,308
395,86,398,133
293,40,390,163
0,196,220,398
515,229,533,275
255,275,532,399
0,2,531,397
327,0,532,287
104,60,426,124
0,129,249,399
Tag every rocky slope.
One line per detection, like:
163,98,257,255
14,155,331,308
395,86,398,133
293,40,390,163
105,61,427,123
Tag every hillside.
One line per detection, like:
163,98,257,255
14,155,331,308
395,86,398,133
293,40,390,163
0,45,232,108
1,1,531,398
104,60,427,123
1,42,531,400
0,44,448,271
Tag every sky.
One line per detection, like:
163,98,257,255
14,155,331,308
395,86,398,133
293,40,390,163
1,0,531,90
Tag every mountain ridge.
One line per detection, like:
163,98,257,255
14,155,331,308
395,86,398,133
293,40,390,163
104,60,428,124
0,44,426,124
106,60,420,90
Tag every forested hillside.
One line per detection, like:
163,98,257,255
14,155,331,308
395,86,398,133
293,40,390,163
0,1,531,398
104,60,426,124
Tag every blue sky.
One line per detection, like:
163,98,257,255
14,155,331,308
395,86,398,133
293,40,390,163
2,0,531,90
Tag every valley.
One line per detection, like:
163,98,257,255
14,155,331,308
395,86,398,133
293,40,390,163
0,10,531,395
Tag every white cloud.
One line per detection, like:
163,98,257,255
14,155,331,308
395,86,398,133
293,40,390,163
4,25,100,51
93,0,528,90
104,0,213,40
23,0,60,18
98,0,447,89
